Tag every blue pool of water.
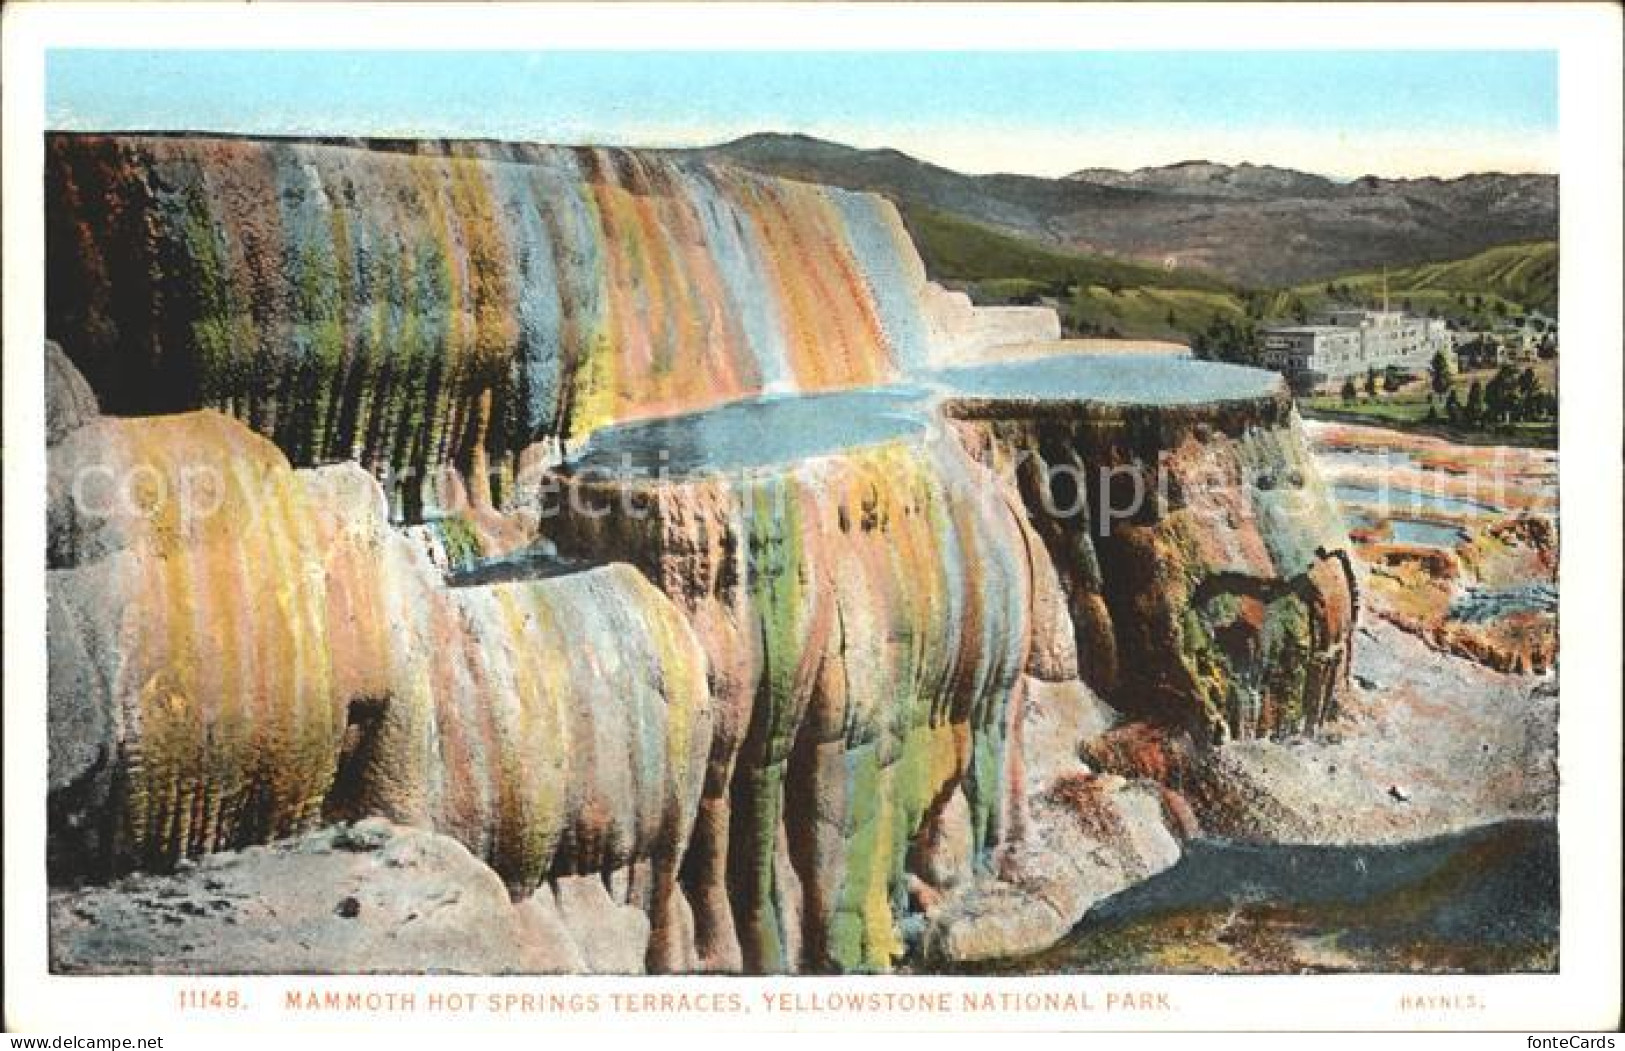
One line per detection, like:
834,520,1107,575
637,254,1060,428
566,355,1289,479
1333,483,1500,517
929,355,1283,405
1388,518,1469,548
566,385,930,477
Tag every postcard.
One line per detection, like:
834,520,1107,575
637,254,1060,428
3,1,1620,1037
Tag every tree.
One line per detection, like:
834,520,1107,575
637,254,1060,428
1429,350,1455,396
1518,367,1543,421
1365,367,1379,398
1341,377,1358,405
1199,317,1262,367
1466,380,1486,424
1445,389,1462,423
1485,365,1517,424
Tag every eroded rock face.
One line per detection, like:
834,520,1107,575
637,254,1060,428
921,776,1180,965
47,339,99,443
543,430,1032,972
46,403,712,977
945,394,1356,744
1084,617,1556,845
45,133,951,515
919,673,1182,966
49,412,353,873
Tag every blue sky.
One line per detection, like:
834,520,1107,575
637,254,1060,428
47,50,1558,178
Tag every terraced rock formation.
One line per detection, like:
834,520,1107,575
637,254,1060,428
937,358,1354,743
45,133,1357,973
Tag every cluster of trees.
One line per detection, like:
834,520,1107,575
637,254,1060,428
1426,363,1556,428
1190,317,1262,366
1450,291,1512,316
1338,366,1409,403
1072,319,1125,338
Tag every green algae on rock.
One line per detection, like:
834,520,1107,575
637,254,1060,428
545,425,1030,972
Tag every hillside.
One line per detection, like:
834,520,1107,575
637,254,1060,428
898,205,1245,342
699,133,1558,288
1244,240,1558,330
894,205,1554,345
1310,241,1557,315
900,205,1233,294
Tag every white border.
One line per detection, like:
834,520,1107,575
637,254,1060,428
4,2,1621,1034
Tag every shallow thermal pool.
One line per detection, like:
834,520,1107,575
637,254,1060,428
565,385,932,477
927,354,1284,405
1332,483,1501,518
1386,518,1470,548
565,355,1287,480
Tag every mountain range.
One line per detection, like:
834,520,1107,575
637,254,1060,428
695,133,1558,289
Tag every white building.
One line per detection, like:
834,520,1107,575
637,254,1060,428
1261,309,1449,388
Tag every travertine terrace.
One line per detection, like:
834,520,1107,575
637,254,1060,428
46,133,1360,973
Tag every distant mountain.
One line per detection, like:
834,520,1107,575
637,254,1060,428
1066,159,1340,200
698,134,1558,289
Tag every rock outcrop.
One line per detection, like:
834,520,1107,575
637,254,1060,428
543,402,1031,972
1083,617,1557,845
920,284,1062,364
938,360,1356,743
46,339,99,444
47,404,712,971
50,819,604,974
